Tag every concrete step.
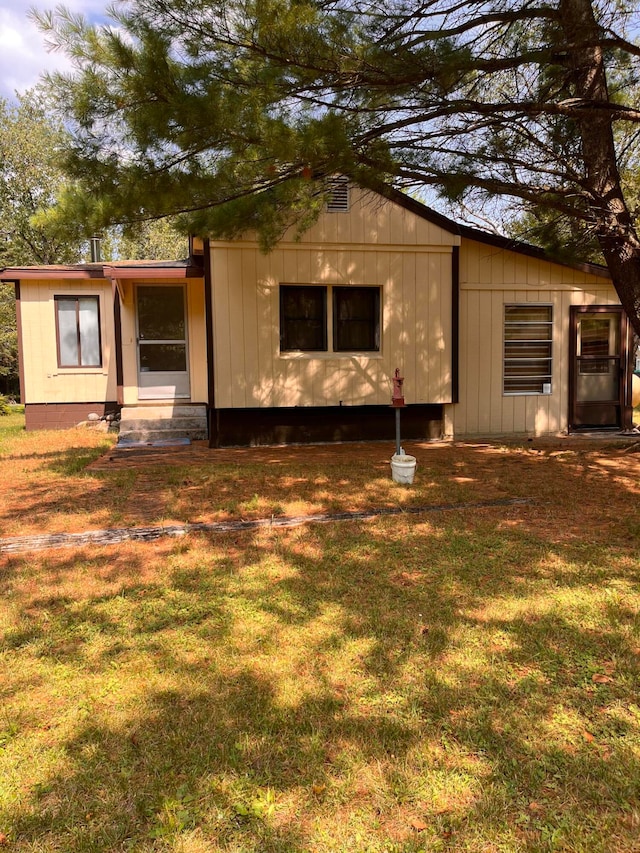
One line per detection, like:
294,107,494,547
118,428,208,443
119,417,207,432
118,405,208,442
120,405,206,422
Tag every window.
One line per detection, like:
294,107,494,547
578,316,617,374
333,287,380,351
280,286,327,352
503,305,552,394
55,296,102,367
280,285,381,353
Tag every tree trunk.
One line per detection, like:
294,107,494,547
559,0,640,338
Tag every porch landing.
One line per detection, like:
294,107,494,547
117,404,208,444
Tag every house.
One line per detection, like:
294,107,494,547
1,183,635,444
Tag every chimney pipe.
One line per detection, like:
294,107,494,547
90,236,102,263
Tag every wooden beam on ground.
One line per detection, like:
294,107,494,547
0,499,532,555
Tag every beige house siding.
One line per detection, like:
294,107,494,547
210,187,457,409
18,275,207,410
294,186,459,248
12,185,629,442
117,278,208,405
19,278,117,404
446,238,620,437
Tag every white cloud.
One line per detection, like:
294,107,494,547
0,0,108,100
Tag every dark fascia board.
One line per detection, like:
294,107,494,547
456,223,611,279
103,262,203,279
0,260,203,282
369,182,612,280
0,264,106,281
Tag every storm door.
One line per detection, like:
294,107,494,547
136,285,190,400
569,306,630,429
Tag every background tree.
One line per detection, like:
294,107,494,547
0,90,88,267
0,90,188,400
114,218,189,261
0,90,85,400
0,285,18,399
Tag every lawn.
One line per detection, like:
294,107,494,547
1,417,640,852
0,407,26,445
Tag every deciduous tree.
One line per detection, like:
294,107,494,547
0,284,18,399
0,91,188,398
0,91,87,267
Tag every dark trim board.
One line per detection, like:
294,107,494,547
451,246,460,405
203,239,216,411
208,404,443,447
25,402,120,431
14,281,26,404
113,284,124,405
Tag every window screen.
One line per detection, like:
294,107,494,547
504,305,552,394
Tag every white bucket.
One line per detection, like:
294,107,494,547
390,453,417,485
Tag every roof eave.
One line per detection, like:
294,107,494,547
0,262,204,282
367,181,611,280
0,266,105,281
103,264,203,280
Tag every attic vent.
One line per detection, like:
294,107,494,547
326,178,350,212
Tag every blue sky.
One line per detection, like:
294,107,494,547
0,0,105,100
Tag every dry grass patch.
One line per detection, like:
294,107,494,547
1,418,640,850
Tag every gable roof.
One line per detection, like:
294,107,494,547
371,183,611,280
0,185,611,281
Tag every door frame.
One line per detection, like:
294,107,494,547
568,305,633,431
135,283,191,401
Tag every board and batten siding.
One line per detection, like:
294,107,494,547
18,278,117,404
117,277,208,406
210,188,457,410
447,237,620,437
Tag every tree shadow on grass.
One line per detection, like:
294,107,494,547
1,487,640,850
2,439,639,544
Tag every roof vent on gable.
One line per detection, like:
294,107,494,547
326,178,350,212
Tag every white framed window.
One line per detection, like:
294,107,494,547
504,304,552,394
55,295,102,368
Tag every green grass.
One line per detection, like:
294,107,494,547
1,426,639,851
2,520,640,850
0,405,25,447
